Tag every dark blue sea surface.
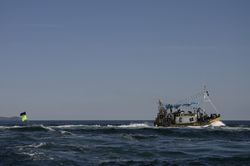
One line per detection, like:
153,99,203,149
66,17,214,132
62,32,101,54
0,120,250,166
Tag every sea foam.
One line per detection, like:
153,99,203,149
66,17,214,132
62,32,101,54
210,121,226,127
117,123,151,128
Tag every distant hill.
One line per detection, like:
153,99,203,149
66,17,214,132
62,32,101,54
0,116,20,121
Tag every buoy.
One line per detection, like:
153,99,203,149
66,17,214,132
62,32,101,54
20,112,28,122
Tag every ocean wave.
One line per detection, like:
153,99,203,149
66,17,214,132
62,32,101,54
0,125,22,129
27,142,47,148
210,121,226,127
53,124,101,129
98,155,250,166
60,130,73,135
52,123,151,129
120,133,158,141
17,142,47,149
99,159,170,165
0,125,55,132
18,151,53,161
111,123,151,129
40,125,55,131
1,122,250,133
186,121,226,129
1,123,151,132
21,152,36,157
220,126,250,131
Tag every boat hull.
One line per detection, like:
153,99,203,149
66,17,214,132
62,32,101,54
154,117,221,127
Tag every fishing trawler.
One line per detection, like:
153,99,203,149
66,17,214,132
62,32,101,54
154,87,221,127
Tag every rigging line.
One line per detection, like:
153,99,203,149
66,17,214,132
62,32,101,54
176,91,203,105
207,97,219,114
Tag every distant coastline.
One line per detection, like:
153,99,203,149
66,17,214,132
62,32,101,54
0,116,19,121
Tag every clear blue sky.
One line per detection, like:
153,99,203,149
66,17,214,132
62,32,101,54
0,0,249,120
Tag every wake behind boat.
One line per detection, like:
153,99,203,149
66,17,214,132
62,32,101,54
154,87,222,127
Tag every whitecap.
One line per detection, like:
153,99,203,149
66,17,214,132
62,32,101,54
40,125,55,131
0,126,8,129
210,121,226,127
54,124,84,128
22,152,36,157
60,130,73,135
16,142,46,149
0,125,22,129
53,124,101,129
186,121,225,129
220,126,250,131
29,142,46,148
117,123,151,128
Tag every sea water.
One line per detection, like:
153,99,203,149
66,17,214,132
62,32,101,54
0,120,250,166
